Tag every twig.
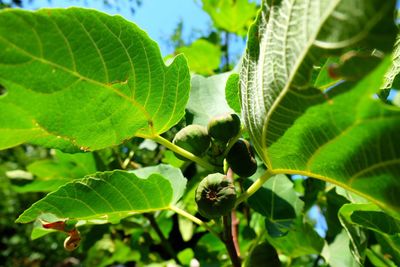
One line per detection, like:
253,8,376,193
144,213,181,264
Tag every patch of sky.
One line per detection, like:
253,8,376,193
308,205,328,238
19,0,248,61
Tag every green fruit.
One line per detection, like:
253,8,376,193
195,173,236,219
172,125,211,160
226,139,257,177
207,113,241,143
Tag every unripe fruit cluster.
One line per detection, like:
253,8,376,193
172,113,257,177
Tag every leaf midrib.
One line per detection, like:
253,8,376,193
0,34,153,125
261,0,393,168
261,0,342,167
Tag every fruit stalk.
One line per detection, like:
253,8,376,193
222,213,241,267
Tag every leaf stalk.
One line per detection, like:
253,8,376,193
152,135,216,171
169,205,220,239
235,169,275,207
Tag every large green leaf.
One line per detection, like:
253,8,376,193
240,1,400,212
0,8,190,151
16,164,187,224
187,73,234,126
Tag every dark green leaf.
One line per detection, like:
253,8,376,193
266,217,325,257
245,173,304,237
246,241,280,267
339,203,400,236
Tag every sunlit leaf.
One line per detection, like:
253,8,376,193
201,0,258,36
0,8,190,151
225,73,241,114
16,164,186,224
177,39,221,75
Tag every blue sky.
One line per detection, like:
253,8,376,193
19,0,223,56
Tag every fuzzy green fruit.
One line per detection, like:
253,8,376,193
172,125,211,160
207,113,241,143
226,139,257,177
195,173,236,219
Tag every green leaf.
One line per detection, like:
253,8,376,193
312,57,339,90
338,204,370,264
321,230,359,267
325,189,350,241
176,39,221,75
201,0,258,36
131,164,186,205
339,203,400,236
16,164,186,224
13,150,97,192
393,91,400,107
266,217,325,257
375,232,400,264
177,248,195,266
246,241,280,267
225,73,241,114
240,0,400,213
0,8,190,151
187,73,234,126
366,246,398,267
245,173,304,237
382,35,400,99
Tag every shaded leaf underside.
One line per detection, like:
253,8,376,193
240,0,400,212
